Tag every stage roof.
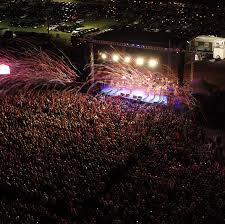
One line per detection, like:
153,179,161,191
93,28,189,49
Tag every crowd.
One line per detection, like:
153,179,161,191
0,90,224,224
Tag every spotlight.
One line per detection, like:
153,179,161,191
101,53,107,59
124,56,131,63
136,57,144,66
148,59,158,68
112,54,119,62
0,64,10,75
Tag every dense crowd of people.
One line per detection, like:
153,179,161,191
0,90,224,224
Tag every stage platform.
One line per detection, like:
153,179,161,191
100,86,168,105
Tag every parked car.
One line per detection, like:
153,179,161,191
76,19,84,24
0,28,9,37
48,25,59,31
71,30,79,35
0,28,15,39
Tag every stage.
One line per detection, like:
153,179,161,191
100,85,168,105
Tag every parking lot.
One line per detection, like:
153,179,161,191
0,1,116,44
1,1,225,44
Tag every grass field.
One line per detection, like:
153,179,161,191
0,18,116,43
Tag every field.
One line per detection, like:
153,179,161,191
0,18,116,43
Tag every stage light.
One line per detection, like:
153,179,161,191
148,59,158,68
0,64,10,75
124,56,131,63
101,53,107,59
136,57,144,66
112,54,119,62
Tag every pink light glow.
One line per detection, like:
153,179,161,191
0,64,10,75
101,86,168,104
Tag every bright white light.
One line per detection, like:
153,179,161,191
101,53,107,59
112,54,119,62
148,59,158,68
136,57,144,66
0,64,10,75
132,90,147,98
124,56,131,63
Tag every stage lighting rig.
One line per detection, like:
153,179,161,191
101,53,107,59
124,56,131,63
112,54,120,62
136,57,144,66
148,59,158,68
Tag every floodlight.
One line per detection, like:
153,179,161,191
124,56,131,63
101,53,107,59
148,59,158,68
112,54,119,62
0,64,10,75
136,57,144,66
